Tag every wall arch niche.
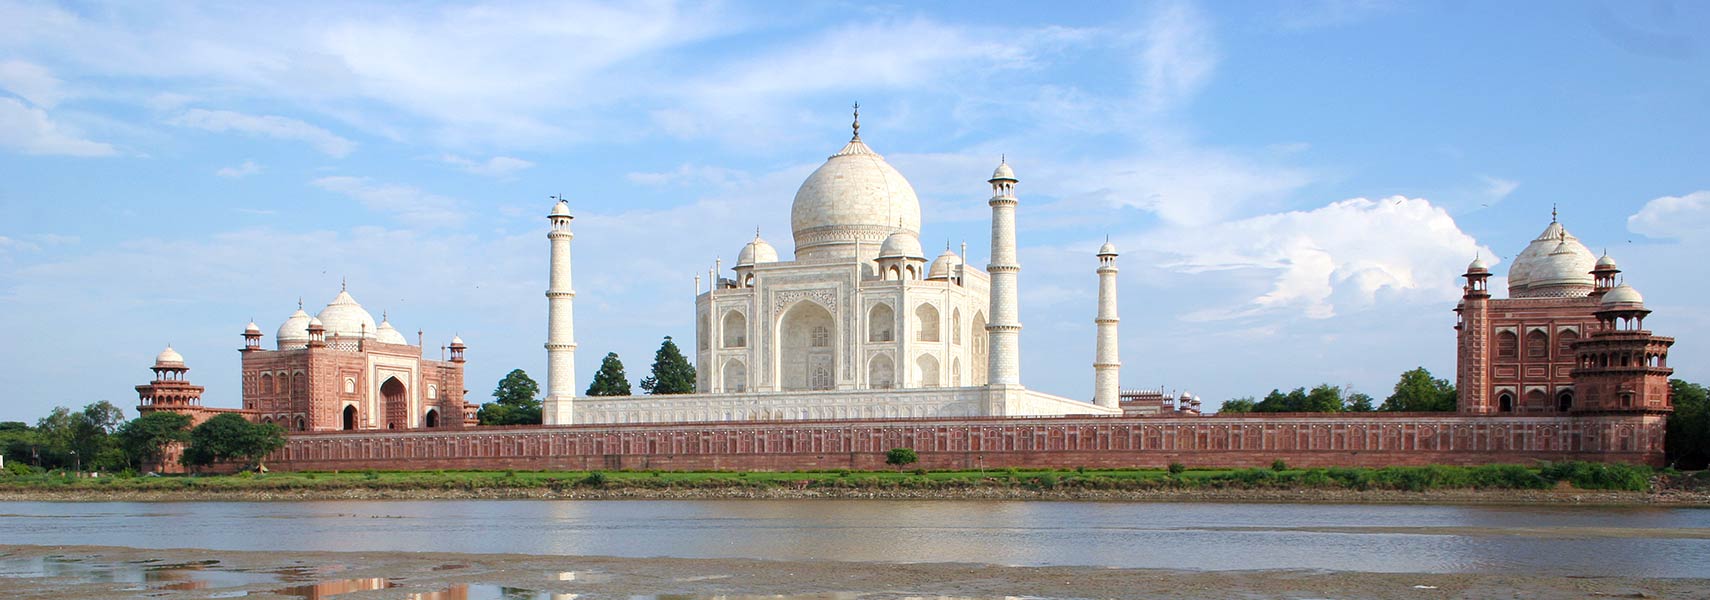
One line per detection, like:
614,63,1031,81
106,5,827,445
779,301,836,391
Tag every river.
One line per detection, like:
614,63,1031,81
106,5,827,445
3,500,1707,577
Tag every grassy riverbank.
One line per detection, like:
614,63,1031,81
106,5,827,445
5,461,1708,504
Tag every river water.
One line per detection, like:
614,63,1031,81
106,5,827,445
2,500,1707,577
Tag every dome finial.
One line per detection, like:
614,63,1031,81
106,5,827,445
297,297,303,310
341,276,347,292
851,102,861,141
1551,203,1558,223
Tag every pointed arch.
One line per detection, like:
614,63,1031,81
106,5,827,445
952,358,962,387
971,311,988,385
380,377,407,429
868,303,895,342
914,303,940,342
1496,330,1518,359
779,301,836,391
722,358,748,393
915,354,940,388
721,310,748,348
868,354,896,389
951,308,962,345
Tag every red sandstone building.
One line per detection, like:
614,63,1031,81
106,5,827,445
238,286,477,431
1455,215,1674,421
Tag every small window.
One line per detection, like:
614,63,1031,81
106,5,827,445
427,384,437,400
344,377,356,394
811,326,830,348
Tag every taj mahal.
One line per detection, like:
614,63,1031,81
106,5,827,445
546,109,1129,425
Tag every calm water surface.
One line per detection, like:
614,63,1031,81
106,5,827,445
2,500,1707,577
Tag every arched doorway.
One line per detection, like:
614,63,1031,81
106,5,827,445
779,301,835,391
868,354,895,389
342,405,357,430
1497,392,1514,413
381,377,407,429
1556,391,1573,413
722,359,747,393
424,409,439,428
915,354,940,388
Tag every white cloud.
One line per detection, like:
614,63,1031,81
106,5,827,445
1480,175,1519,203
170,109,355,157
0,59,65,108
1628,190,1710,240
439,154,535,178
310,176,464,228
1141,196,1490,320
1137,1,1217,113
216,159,263,178
0,97,115,156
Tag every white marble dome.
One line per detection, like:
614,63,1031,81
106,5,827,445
154,345,184,367
1098,240,1118,256
316,290,377,339
276,307,311,349
1507,221,1596,298
736,234,780,267
991,161,1016,181
1597,253,1618,269
878,230,924,259
375,318,409,345
790,135,922,259
928,247,962,279
1601,283,1644,306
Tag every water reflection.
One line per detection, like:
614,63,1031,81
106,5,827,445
3,500,1709,576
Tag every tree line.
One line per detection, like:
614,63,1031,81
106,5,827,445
2,403,285,475
477,335,697,426
1217,367,1457,414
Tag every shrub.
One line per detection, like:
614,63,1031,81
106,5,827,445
837,469,852,477
3,461,34,476
1540,461,1652,491
581,471,608,487
1033,472,1058,489
911,468,927,476
1271,459,1288,472
1167,462,1185,475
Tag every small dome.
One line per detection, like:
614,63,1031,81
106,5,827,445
308,317,325,328
245,321,261,333
375,319,409,345
549,200,572,218
878,230,924,259
154,345,184,367
450,335,465,346
276,308,311,349
1098,240,1118,256
1467,256,1489,272
315,289,377,339
927,247,962,279
990,160,1016,182
1596,253,1618,269
736,234,780,267
1601,283,1644,306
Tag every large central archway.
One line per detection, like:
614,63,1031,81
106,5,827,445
779,301,836,391
381,377,408,429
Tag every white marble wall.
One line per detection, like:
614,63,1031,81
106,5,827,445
571,385,1117,425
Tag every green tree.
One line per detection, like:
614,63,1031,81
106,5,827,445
477,369,542,426
180,414,286,471
640,336,696,395
115,411,192,471
1665,379,1709,469
34,406,77,468
73,401,126,471
586,352,633,396
885,447,918,471
1346,392,1376,412
1380,367,1457,412
1303,384,1346,413
1219,397,1256,413
0,422,37,468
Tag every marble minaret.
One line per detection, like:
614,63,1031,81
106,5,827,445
985,160,1022,387
543,198,578,425
1093,240,1121,409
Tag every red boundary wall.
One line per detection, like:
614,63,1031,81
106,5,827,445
269,412,1667,471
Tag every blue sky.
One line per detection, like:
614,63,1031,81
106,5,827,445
1,0,1706,422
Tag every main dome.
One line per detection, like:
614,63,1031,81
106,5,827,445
790,132,922,261
316,289,378,339
1507,220,1596,298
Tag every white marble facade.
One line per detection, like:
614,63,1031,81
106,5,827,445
564,112,1122,425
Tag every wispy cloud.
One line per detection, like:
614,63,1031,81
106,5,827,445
310,176,463,228
169,109,355,157
438,154,534,178
0,59,66,108
1136,1,1217,113
0,97,115,156
216,159,263,178
1480,175,1519,204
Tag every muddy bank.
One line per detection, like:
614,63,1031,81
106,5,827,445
1,543,1703,600
4,484,1709,505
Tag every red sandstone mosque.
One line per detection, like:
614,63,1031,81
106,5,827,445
138,286,476,433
